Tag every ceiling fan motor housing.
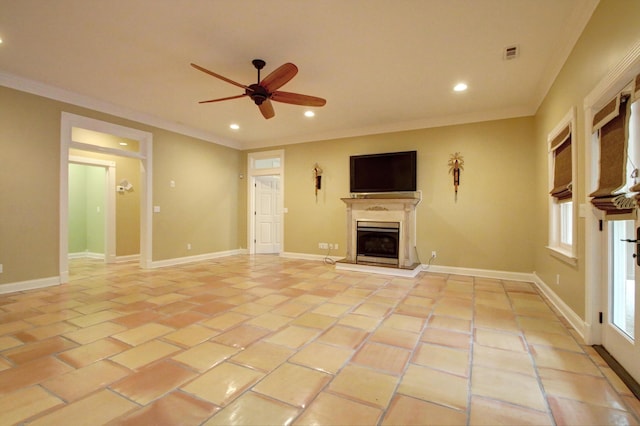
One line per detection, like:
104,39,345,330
247,84,269,105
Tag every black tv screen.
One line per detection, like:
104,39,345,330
350,151,417,193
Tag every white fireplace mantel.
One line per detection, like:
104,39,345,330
340,195,420,270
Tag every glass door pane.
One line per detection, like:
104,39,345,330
610,220,635,338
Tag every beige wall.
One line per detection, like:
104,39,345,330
0,86,241,286
0,86,61,284
532,0,640,319
244,116,536,273
152,128,241,260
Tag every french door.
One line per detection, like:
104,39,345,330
604,218,640,383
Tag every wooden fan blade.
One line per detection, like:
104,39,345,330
191,63,248,90
259,99,275,119
260,63,298,92
198,94,247,104
271,91,326,107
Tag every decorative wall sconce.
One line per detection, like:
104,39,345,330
313,163,323,201
448,152,464,201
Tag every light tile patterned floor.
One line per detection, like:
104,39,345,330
0,255,639,425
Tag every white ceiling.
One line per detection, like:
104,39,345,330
0,0,598,150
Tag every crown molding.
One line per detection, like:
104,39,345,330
0,71,241,150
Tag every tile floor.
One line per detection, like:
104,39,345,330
0,255,639,425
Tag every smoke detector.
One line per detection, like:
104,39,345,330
503,45,520,60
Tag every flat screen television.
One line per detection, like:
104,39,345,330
350,150,417,193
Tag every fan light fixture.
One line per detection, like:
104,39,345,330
304,111,315,117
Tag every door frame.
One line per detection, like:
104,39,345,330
247,150,284,254
60,113,153,282
584,39,640,344
254,175,282,254
68,156,116,264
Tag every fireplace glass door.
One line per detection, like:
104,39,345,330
356,221,400,265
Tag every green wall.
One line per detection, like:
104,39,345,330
68,164,105,255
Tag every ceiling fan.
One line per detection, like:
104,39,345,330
191,59,326,119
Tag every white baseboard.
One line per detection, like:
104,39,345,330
426,264,535,282
532,272,586,341
280,252,342,262
116,254,140,263
150,249,244,269
0,276,61,295
68,251,104,260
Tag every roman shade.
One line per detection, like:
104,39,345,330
549,125,572,201
589,93,634,215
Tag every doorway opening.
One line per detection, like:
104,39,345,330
247,150,284,254
584,42,640,389
68,157,116,264
60,113,153,283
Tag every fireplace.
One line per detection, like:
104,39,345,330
340,195,420,272
356,221,400,265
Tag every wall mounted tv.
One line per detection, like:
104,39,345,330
350,150,417,193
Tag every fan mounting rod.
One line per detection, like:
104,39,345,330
252,59,266,82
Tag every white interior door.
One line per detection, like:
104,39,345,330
604,219,640,383
255,176,281,254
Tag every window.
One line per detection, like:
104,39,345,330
559,201,573,247
548,108,577,263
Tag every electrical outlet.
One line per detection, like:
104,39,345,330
431,251,437,258
187,243,192,250
319,243,328,249
0,264,3,273
334,243,339,250
556,274,560,285
329,243,334,249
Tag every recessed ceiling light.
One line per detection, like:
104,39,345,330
119,142,128,146
453,83,468,92
304,111,315,118
230,123,240,130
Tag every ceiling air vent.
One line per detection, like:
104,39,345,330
503,45,519,60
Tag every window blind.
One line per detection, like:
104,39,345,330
549,125,572,201
589,93,633,215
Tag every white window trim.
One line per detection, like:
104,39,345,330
547,107,578,265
